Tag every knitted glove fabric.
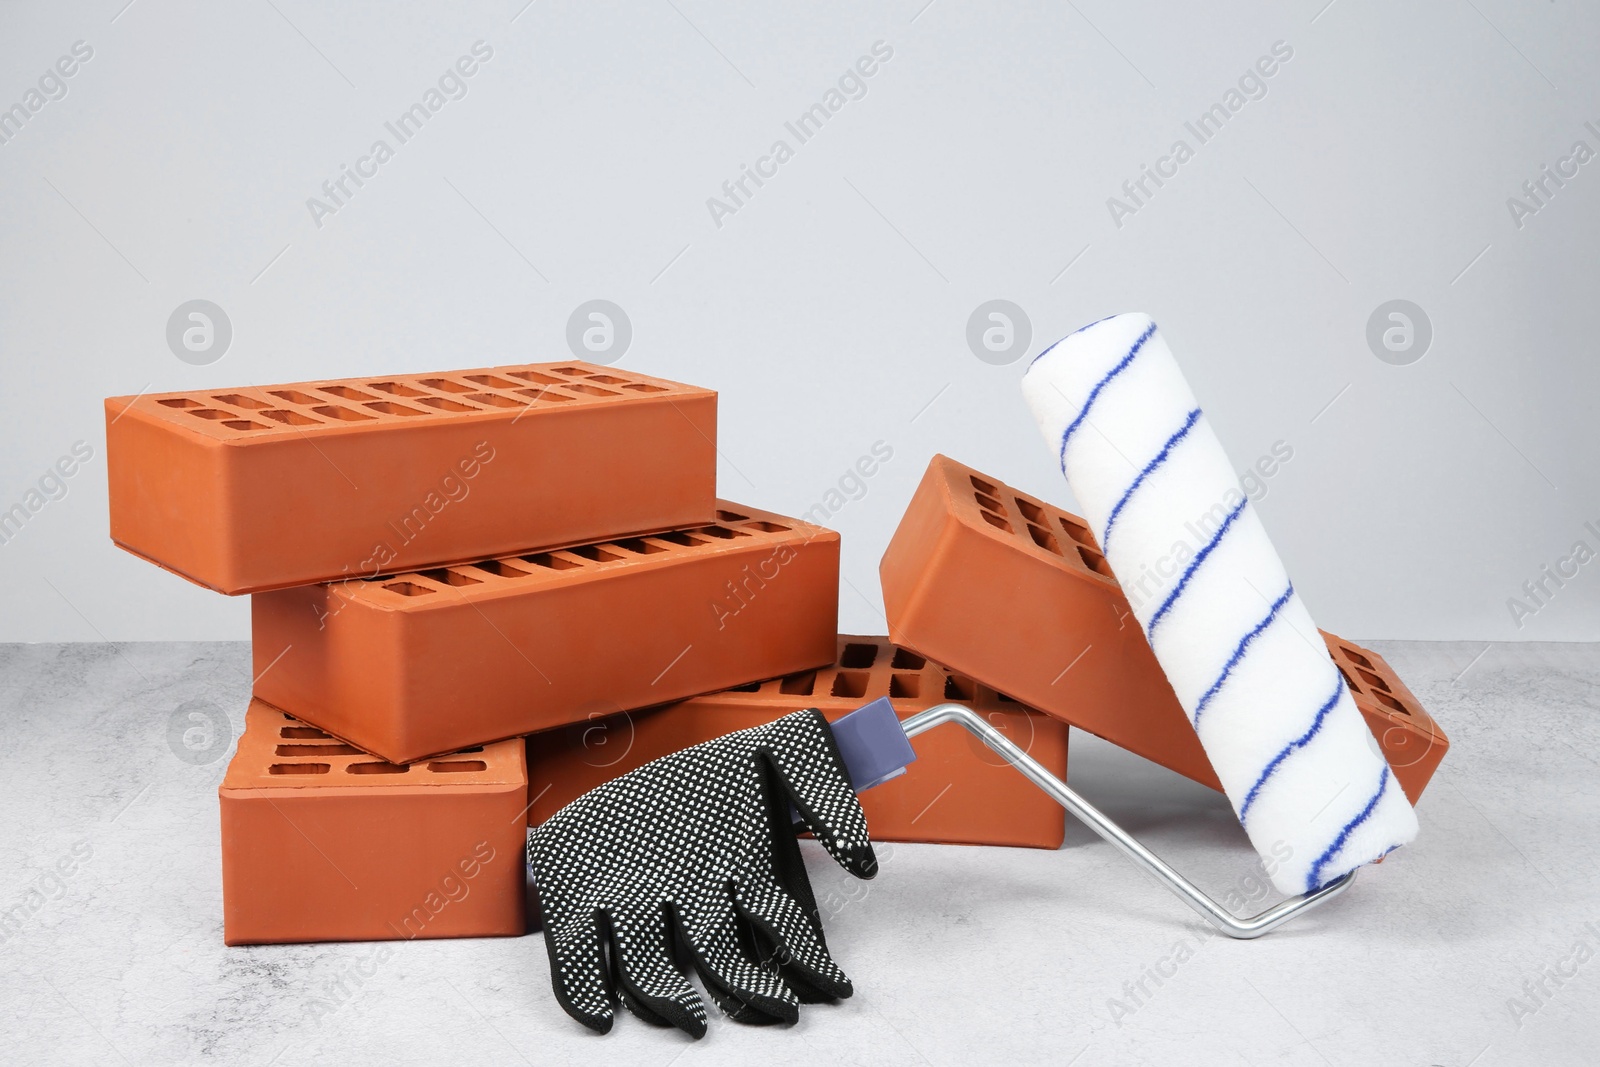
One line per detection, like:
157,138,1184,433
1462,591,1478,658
527,708,878,1038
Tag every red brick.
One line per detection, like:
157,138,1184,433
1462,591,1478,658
219,699,527,945
252,503,839,764
1322,634,1448,804
527,635,1069,849
106,362,716,594
882,455,1448,802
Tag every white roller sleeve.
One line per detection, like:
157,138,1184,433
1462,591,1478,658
1021,313,1416,895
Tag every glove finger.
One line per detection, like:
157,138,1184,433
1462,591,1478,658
608,907,710,1039
542,911,615,1034
671,898,800,1025
761,710,879,879
734,880,853,1001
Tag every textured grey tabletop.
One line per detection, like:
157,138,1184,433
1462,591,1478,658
1,641,1595,1066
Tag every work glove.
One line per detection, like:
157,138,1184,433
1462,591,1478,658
527,708,878,1038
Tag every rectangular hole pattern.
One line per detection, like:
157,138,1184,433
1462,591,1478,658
262,710,508,779
703,636,1044,717
363,507,806,600
963,468,1115,580
147,363,693,433
1327,639,1424,724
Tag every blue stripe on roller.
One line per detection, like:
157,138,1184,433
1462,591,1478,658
1306,766,1393,893
1102,407,1202,549
1054,319,1158,466
1144,495,1249,637
1026,313,1121,368
1239,671,1344,821
1190,582,1295,727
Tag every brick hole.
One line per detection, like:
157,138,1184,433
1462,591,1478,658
367,381,427,397
563,383,620,397
269,389,322,405
416,396,479,413
269,763,329,775
623,383,667,392
974,492,1004,512
509,370,564,386
223,420,267,431
969,474,999,495
464,392,523,408
427,760,488,773
996,691,1020,703
610,538,666,555
187,408,235,420
320,385,379,402
515,387,573,403
1373,690,1409,715
518,552,581,571
1015,498,1047,524
745,521,790,533
418,377,474,393
455,747,484,754
981,511,1013,534
550,367,588,376
779,670,817,696
1337,664,1360,692
716,510,750,522
464,374,519,389
1059,516,1094,546
383,581,435,596
586,374,629,385
655,531,708,548
889,674,921,699
840,643,879,669
728,681,762,692
567,544,622,563
275,743,361,756
280,726,331,739
418,567,481,587
365,401,427,417
311,405,374,422
944,675,977,701
695,525,750,539
212,393,271,410
347,761,409,774
1077,547,1114,578
830,671,869,699
262,409,320,426
1357,667,1391,692
1028,525,1063,555
473,559,531,578
890,648,926,670
1341,647,1374,669
158,397,203,409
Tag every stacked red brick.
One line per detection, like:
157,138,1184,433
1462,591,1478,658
108,361,847,944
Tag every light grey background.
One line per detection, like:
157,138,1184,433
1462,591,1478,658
1,0,1596,643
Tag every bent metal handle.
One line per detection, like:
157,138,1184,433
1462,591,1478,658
896,703,1355,939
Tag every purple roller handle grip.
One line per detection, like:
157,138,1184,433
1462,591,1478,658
829,696,918,791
